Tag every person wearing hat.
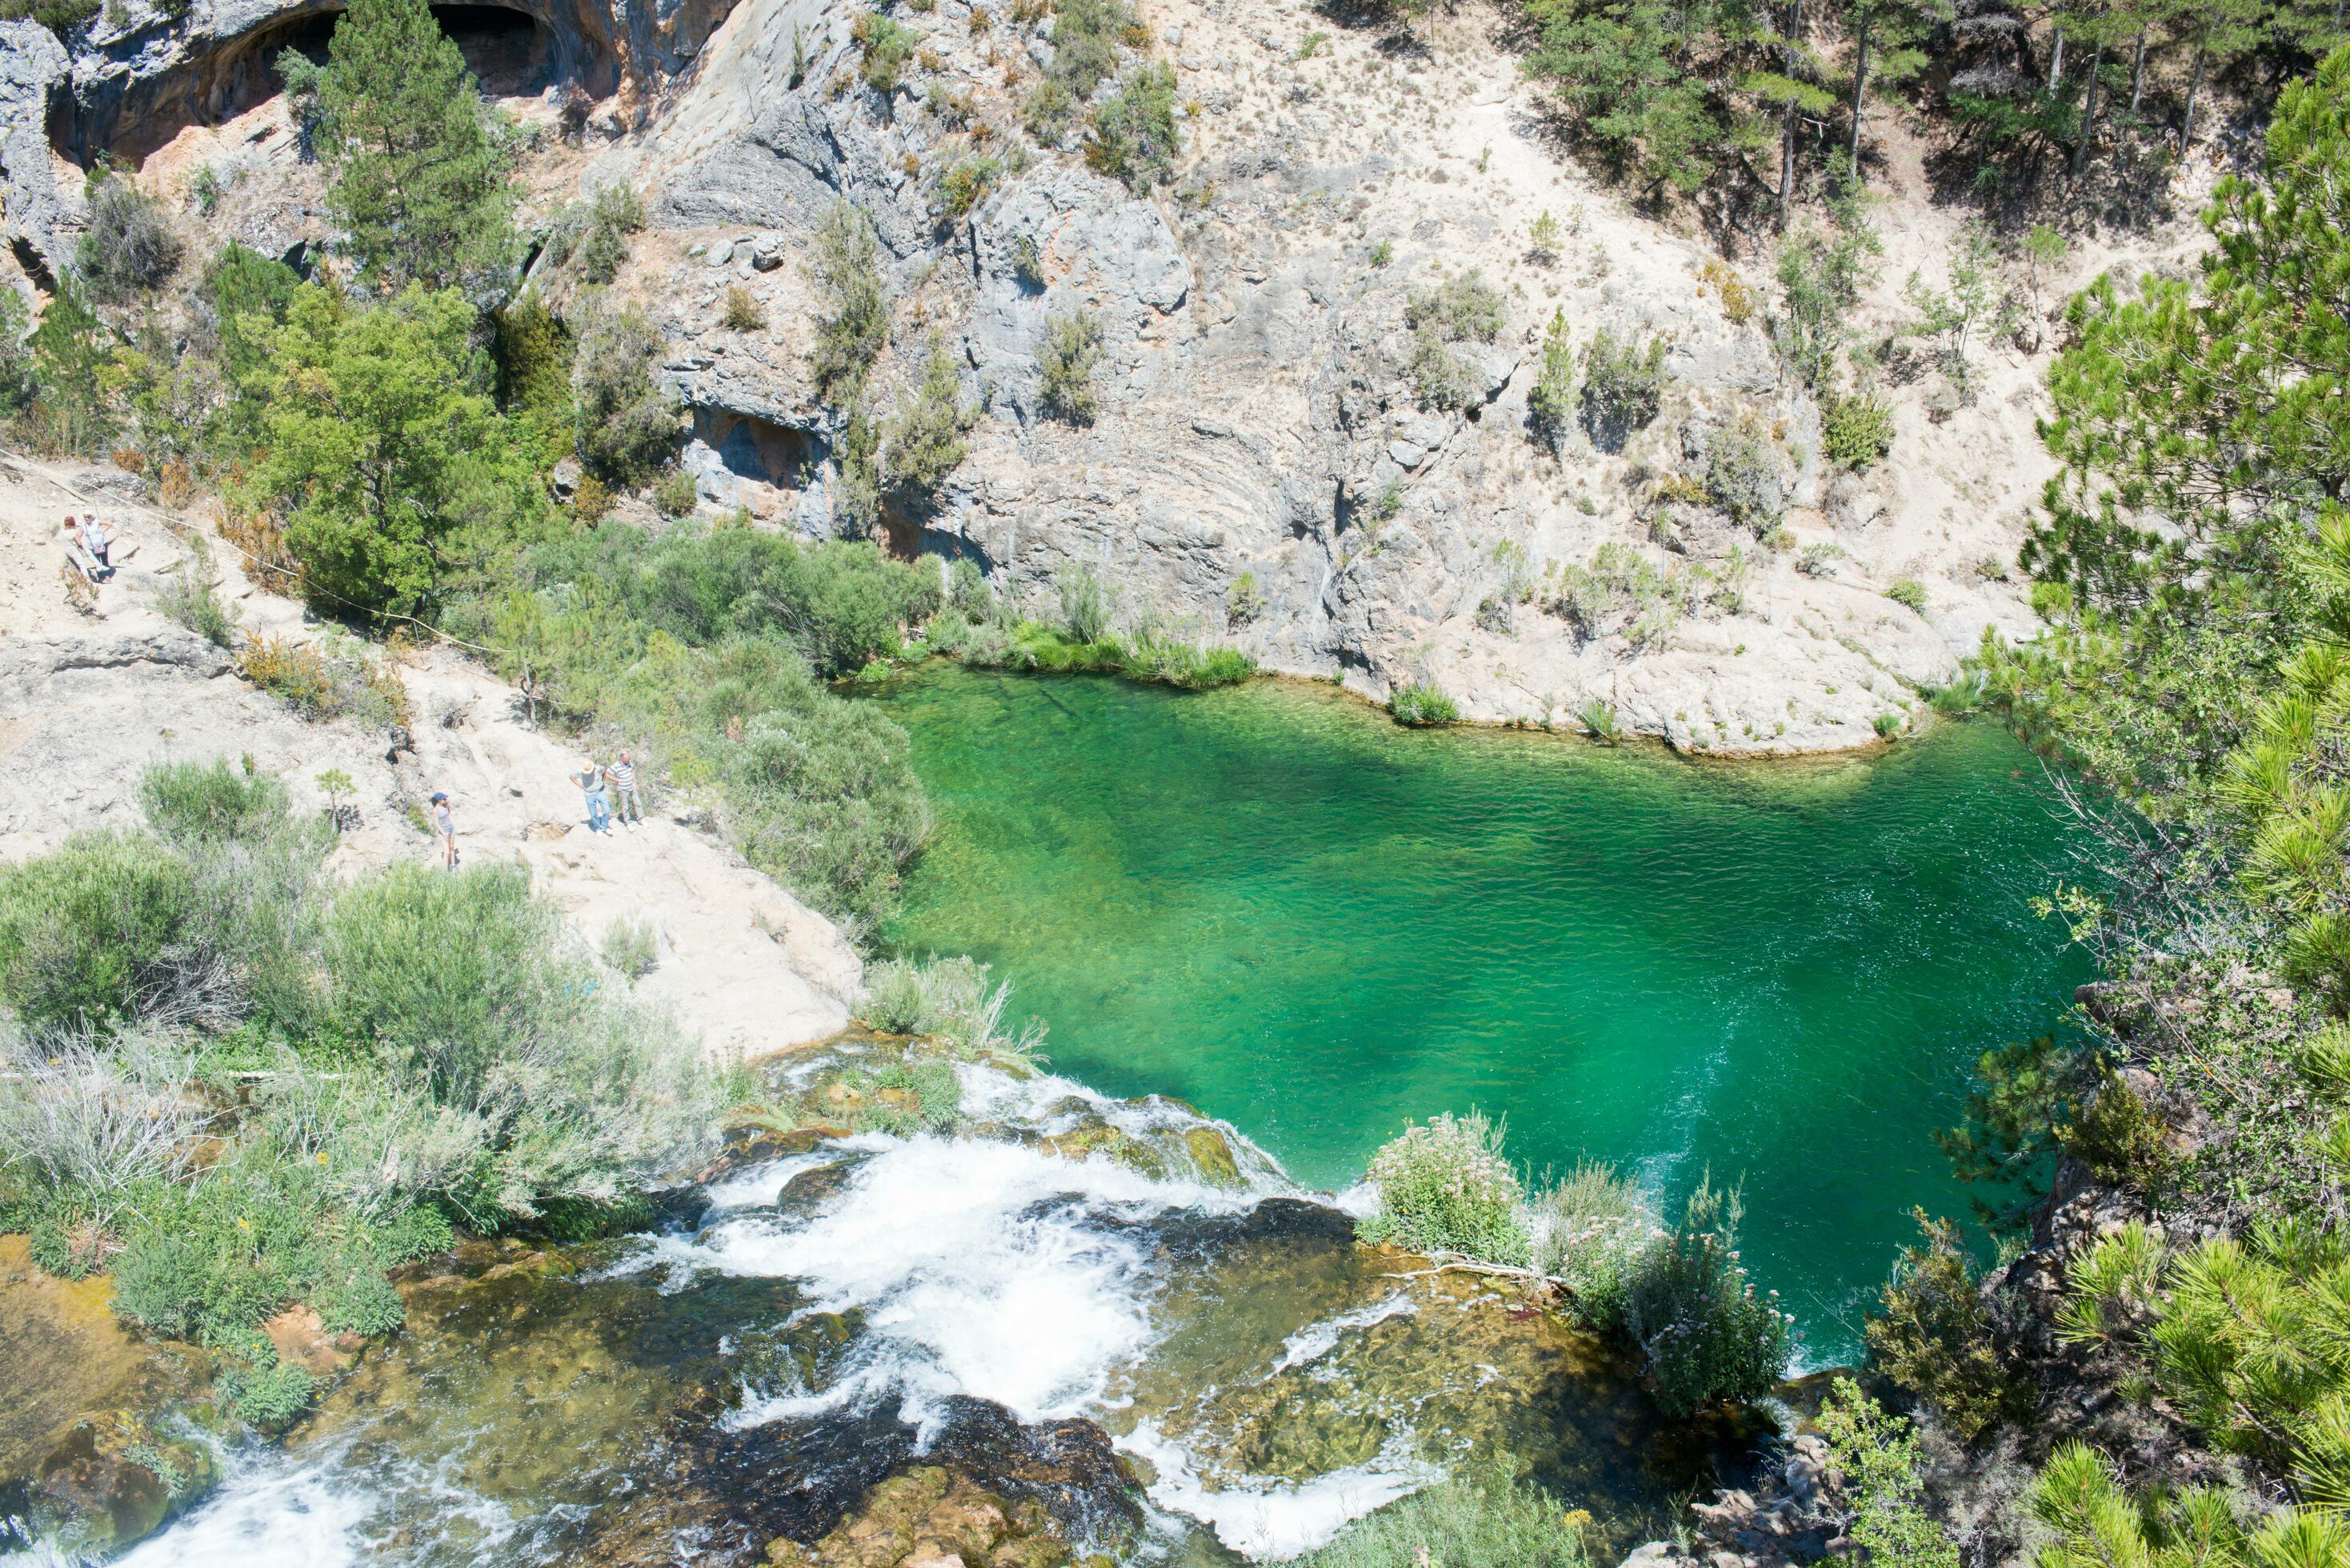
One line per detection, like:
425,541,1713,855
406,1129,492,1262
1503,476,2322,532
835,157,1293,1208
430,791,458,870
574,758,611,833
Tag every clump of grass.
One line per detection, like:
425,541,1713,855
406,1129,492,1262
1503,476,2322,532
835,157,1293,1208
862,954,1046,1066
1357,1110,1530,1264
1302,1470,1592,1568
602,918,659,978
1389,682,1459,727
158,536,237,648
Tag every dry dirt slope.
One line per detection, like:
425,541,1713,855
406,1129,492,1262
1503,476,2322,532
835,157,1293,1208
0,456,862,1061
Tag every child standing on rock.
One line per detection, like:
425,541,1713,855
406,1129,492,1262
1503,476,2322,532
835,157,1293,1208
430,792,458,870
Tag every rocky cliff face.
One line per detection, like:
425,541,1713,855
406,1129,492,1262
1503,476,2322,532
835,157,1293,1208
0,0,2182,750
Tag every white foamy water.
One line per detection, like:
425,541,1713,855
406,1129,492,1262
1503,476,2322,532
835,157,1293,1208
120,1063,1439,1565
1120,1422,1434,1561
1270,1294,1418,1376
701,1150,834,1210
111,1453,378,1568
615,1125,1266,1429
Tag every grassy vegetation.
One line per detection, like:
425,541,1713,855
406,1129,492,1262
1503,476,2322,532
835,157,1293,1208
0,760,727,1427
1303,1472,1592,1568
1388,682,1460,726
1356,1116,1789,1415
446,522,938,934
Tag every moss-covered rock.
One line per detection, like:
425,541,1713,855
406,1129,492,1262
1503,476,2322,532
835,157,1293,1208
765,1466,1075,1568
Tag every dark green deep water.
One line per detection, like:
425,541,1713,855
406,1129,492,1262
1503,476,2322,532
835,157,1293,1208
875,666,2092,1362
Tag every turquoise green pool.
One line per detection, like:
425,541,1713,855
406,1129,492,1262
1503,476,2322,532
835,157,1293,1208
875,667,2090,1362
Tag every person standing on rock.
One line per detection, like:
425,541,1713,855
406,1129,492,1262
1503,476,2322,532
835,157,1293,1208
607,748,643,828
57,515,98,582
576,758,611,833
80,514,114,578
430,791,458,870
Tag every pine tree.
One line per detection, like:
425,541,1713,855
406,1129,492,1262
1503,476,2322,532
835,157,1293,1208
1527,309,1575,450
1836,0,1947,182
27,278,115,455
250,280,534,618
316,0,516,295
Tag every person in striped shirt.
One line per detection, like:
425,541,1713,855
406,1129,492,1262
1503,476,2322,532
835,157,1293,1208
607,748,643,827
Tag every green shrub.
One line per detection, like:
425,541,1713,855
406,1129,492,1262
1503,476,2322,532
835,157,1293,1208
2026,1443,2350,1568
809,201,887,406
24,278,114,457
218,1354,317,1433
1817,1378,1960,1568
1622,1178,1791,1415
1823,391,1896,471
1529,1162,1656,1331
77,175,183,305
157,536,238,648
1886,578,1928,613
1039,310,1103,425
238,630,410,729
1227,570,1265,626
1357,1111,1530,1264
1580,328,1668,450
1407,272,1506,342
911,1057,963,1130
247,280,534,621
1527,310,1575,449
1865,1212,2021,1444
138,757,292,846
602,918,659,978
1574,698,1622,743
1874,713,1902,739
445,526,938,928
1047,0,1136,101
1087,62,1180,190
1405,271,1504,412
571,294,686,486
1059,565,1115,643
654,466,699,518
885,336,979,504
1303,1471,1591,1568
937,155,1002,218
1389,682,1459,726
720,675,933,936
860,954,1043,1064
864,954,984,1034
0,833,207,1033
722,285,766,333
543,184,644,284
1703,422,1781,529
853,10,919,90
0,0,100,40
1409,327,1480,412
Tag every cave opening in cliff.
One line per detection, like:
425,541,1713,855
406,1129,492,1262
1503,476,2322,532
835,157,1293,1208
55,1,604,166
691,408,826,526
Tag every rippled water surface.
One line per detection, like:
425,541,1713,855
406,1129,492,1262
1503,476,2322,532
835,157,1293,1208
876,667,2094,1358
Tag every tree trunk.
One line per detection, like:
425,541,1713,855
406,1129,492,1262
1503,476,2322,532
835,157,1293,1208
1780,0,1803,224
2047,26,2064,90
2128,28,2146,118
1848,12,1872,183
2072,38,2103,175
2180,42,2205,150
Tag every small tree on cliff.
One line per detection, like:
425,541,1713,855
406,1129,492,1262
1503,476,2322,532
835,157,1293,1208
316,0,516,296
